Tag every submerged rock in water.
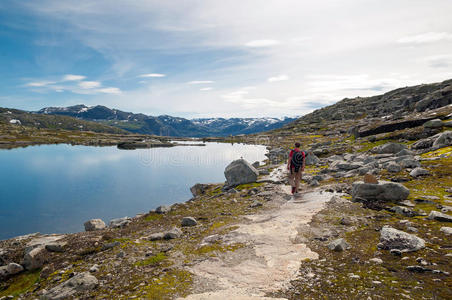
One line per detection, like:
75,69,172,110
224,159,259,186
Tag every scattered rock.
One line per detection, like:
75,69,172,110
390,206,418,217
102,241,120,251
190,184,209,197
390,249,402,256
371,143,407,154
89,264,99,273
6,263,23,275
400,158,421,169
45,241,67,253
250,200,263,208
410,167,430,177
369,258,383,264
252,161,260,168
305,152,320,165
427,211,452,222
400,200,415,207
340,217,354,226
328,238,350,252
386,162,402,173
42,272,98,300
395,149,413,157
23,246,47,270
423,119,443,129
181,217,198,227
378,226,425,252
352,181,409,202
155,205,171,214
163,227,183,240
109,217,132,228
440,227,452,235
309,179,319,187
224,159,259,186
406,266,432,273
84,219,106,232
146,232,165,241
432,131,452,148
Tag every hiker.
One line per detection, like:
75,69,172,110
287,142,305,195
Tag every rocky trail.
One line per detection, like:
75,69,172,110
180,166,337,299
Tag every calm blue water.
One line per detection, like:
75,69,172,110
0,143,267,240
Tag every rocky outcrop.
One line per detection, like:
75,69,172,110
432,131,452,148
378,226,425,252
352,181,409,202
109,217,132,228
42,272,98,300
190,183,209,197
224,159,259,186
23,246,47,270
181,217,198,227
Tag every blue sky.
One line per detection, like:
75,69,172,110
1,1,452,118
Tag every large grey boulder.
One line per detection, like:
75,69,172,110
427,211,452,222
352,181,409,202
396,149,414,157
224,159,259,186
84,219,106,232
371,143,407,154
155,205,171,214
378,226,425,252
386,162,402,173
432,131,452,148
163,227,183,240
423,119,443,129
42,272,98,300
23,246,47,270
305,152,320,165
400,158,421,169
181,217,198,227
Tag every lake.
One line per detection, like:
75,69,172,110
0,142,267,240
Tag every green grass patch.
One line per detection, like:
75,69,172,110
134,252,167,267
0,270,41,297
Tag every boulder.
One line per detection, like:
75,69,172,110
378,226,425,252
352,181,409,202
395,149,414,157
409,167,430,177
7,263,23,275
412,138,433,150
440,227,452,235
190,183,209,197
45,241,67,253
155,205,171,214
181,217,198,227
42,272,98,300
427,211,452,222
84,219,106,232
163,227,183,240
0,266,8,278
386,162,402,173
224,159,259,186
371,143,407,154
328,238,350,251
305,152,320,165
23,247,47,270
400,159,421,169
390,206,418,217
432,131,452,148
252,161,260,168
423,119,443,129
335,162,362,170
109,217,132,228
146,232,165,241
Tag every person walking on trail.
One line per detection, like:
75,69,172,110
287,142,305,195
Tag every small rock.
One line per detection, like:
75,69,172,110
406,265,432,273
45,242,67,253
379,226,425,252
386,162,402,173
390,206,418,217
6,263,23,275
400,159,421,169
400,200,415,207
109,217,132,228
423,119,443,129
396,149,413,157
410,167,430,177
427,211,452,222
146,232,165,241
84,219,106,232
369,258,383,264
181,217,198,227
190,183,209,197
440,227,452,235
155,205,171,214
102,241,120,251
250,200,263,208
309,179,319,187
390,249,402,256
328,238,350,251
340,217,354,226
89,264,99,273
116,251,125,258
252,161,260,168
163,227,183,240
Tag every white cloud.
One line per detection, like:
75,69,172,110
397,32,452,44
187,80,214,84
79,81,101,89
268,75,289,82
200,87,213,91
245,39,280,47
62,74,86,81
138,73,166,78
424,54,452,68
25,81,55,87
97,87,121,94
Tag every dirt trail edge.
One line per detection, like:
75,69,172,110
179,165,340,300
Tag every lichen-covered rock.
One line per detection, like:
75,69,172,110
84,219,106,232
305,152,320,165
409,167,430,177
6,262,23,275
432,131,452,148
386,162,402,173
163,227,183,240
427,211,452,222
440,227,452,235
423,119,443,129
328,238,350,251
224,159,259,186
352,181,409,201
42,272,98,300
371,143,407,154
181,217,198,227
399,158,421,169
23,246,47,270
378,226,425,252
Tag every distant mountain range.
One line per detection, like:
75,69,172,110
37,105,297,137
